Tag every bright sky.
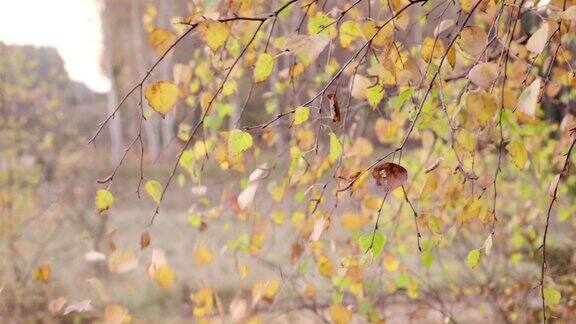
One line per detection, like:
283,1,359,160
0,0,110,92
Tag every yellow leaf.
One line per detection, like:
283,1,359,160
145,180,162,204
382,253,400,272
318,255,333,277
253,53,275,82
264,279,280,298
32,264,51,283
200,21,230,52
341,213,363,231
459,0,474,12
329,304,352,324
194,244,214,267
148,27,175,56
329,132,342,163
145,81,179,117
104,304,131,324
191,286,214,317
339,20,362,48
465,91,498,128
507,140,528,170
156,264,176,289
293,106,310,125
362,20,394,47
271,210,285,225
95,189,114,213
420,37,445,62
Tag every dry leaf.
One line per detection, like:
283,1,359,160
140,232,151,250
63,300,93,315
372,162,408,191
327,93,341,122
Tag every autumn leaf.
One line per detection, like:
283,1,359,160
359,232,386,257
145,180,162,204
293,106,310,125
420,37,445,62
145,81,179,117
543,287,561,306
328,132,342,163
371,162,408,191
108,249,138,274
140,232,151,250
339,20,362,48
507,140,528,170
253,53,275,82
517,78,541,118
32,264,51,283
228,129,253,155
526,22,550,55
155,264,176,289
366,84,385,108
330,304,352,324
194,243,214,266
191,286,214,317
466,249,480,269
465,91,498,128
327,93,341,122
308,12,335,36
200,21,230,52
148,27,175,55
468,63,498,89
458,26,487,58
95,189,114,213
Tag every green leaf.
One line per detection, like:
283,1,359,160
95,189,114,213
543,287,561,306
396,88,414,110
421,250,434,268
228,129,253,155
293,106,310,125
358,232,386,257
466,249,481,269
328,132,342,164
308,12,335,36
366,84,384,108
253,53,275,82
145,180,162,204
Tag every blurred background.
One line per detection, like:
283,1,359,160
1,0,576,323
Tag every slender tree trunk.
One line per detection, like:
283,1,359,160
102,3,123,165
130,0,159,161
157,0,175,148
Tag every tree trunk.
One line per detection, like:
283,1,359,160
130,0,159,161
101,3,123,165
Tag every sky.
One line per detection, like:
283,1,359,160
0,0,110,92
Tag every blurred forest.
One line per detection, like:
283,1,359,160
1,0,576,323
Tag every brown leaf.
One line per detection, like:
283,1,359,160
372,162,408,191
140,232,151,250
327,93,341,122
